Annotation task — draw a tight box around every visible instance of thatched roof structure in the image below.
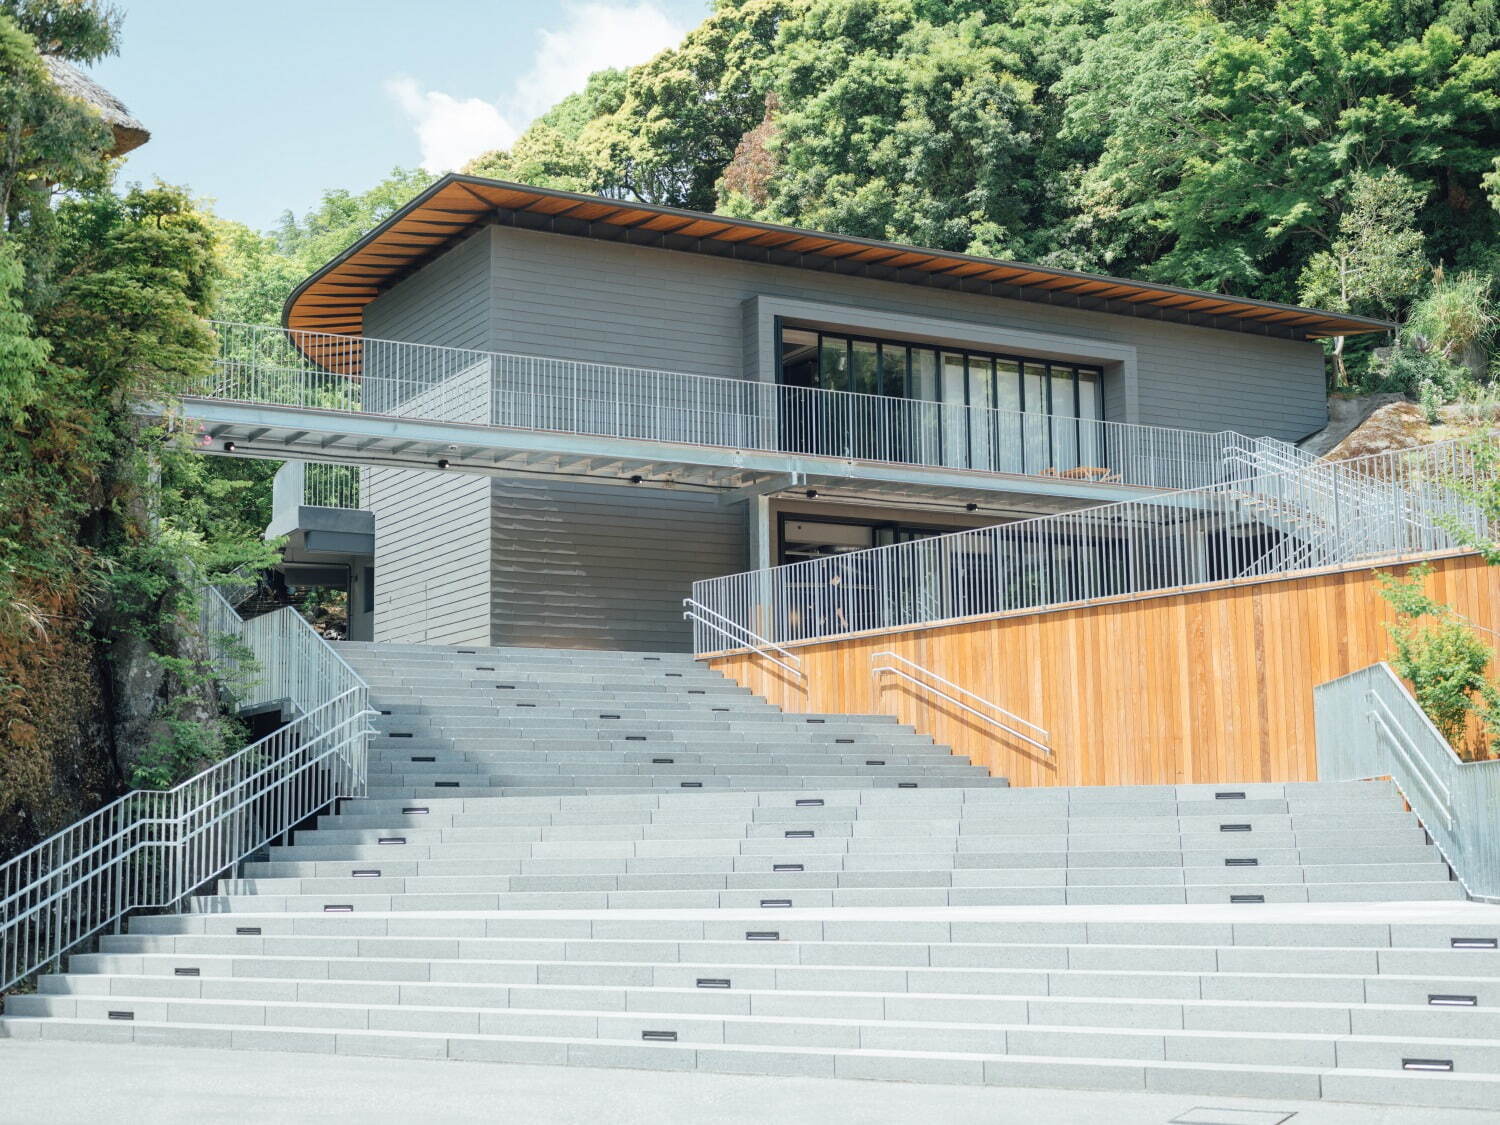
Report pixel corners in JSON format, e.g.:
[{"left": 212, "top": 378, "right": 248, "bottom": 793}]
[{"left": 42, "top": 55, "right": 149, "bottom": 157}]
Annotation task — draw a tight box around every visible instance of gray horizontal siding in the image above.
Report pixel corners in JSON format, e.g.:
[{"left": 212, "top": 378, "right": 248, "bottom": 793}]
[
  {"left": 488, "top": 225, "right": 1327, "bottom": 441},
  {"left": 490, "top": 479, "right": 747, "bottom": 651},
  {"left": 364, "top": 238, "right": 494, "bottom": 646}
]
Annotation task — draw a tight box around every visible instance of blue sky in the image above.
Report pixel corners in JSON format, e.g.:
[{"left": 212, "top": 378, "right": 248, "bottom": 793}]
[{"left": 90, "top": 1, "right": 710, "bottom": 232}]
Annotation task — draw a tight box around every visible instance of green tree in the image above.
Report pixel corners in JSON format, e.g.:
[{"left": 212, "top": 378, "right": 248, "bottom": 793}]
[{"left": 1298, "top": 169, "right": 1428, "bottom": 384}]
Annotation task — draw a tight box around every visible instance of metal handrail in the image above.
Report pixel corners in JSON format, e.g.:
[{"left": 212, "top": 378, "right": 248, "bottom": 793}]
[
  {"left": 202, "top": 320, "right": 1268, "bottom": 493},
  {"left": 1315, "top": 661, "right": 1500, "bottom": 903},
  {"left": 871, "top": 651, "right": 1051, "bottom": 755},
  {"left": 694, "top": 436, "right": 1497, "bottom": 651},
  {"left": 683, "top": 598, "right": 804, "bottom": 679},
  {"left": 0, "top": 586, "right": 373, "bottom": 995}
]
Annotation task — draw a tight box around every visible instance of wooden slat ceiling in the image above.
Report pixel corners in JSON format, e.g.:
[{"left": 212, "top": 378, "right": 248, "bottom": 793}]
[{"left": 283, "top": 174, "right": 1393, "bottom": 373}]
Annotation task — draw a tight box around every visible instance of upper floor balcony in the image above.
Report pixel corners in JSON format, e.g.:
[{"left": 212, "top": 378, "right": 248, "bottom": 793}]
[{"left": 188, "top": 322, "right": 1278, "bottom": 504}]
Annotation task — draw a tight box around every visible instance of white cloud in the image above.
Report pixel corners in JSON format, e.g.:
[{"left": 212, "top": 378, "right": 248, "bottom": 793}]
[
  {"left": 385, "top": 77, "right": 519, "bottom": 175},
  {"left": 386, "top": 2, "right": 686, "bottom": 175}
]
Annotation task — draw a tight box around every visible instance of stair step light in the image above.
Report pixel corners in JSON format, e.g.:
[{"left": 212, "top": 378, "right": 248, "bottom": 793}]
[
  {"left": 1402, "top": 1059, "right": 1454, "bottom": 1072},
  {"left": 107, "top": 1011, "right": 134, "bottom": 1021},
  {"left": 746, "top": 931, "right": 779, "bottom": 941},
  {"left": 760, "top": 899, "right": 792, "bottom": 908},
  {"left": 377, "top": 837, "right": 406, "bottom": 846},
  {"left": 1451, "top": 937, "right": 1498, "bottom": 949},
  {"left": 1428, "top": 995, "right": 1478, "bottom": 1006},
  {"left": 795, "top": 799, "right": 824, "bottom": 807},
  {"left": 785, "top": 830, "right": 814, "bottom": 839},
  {"left": 1220, "top": 824, "right": 1252, "bottom": 832},
  {"left": 173, "top": 968, "right": 200, "bottom": 977},
  {"left": 352, "top": 870, "right": 381, "bottom": 878},
  {"left": 402, "top": 808, "right": 429, "bottom": 814},
  {"left": 641, "top": 1030, "right": 678, "bottom": 1042},
  {"left": 1230, "top": 894, "right": 1265, "bottom": 904},
  {"left": 696, "top": 979, "right": 731, "bottom": 989},
  {"left": 773, "top": 864, "right": 804, "bottom": 872},
  {"left": 1225, "top": 858, "right": 1259, "bottom": 867},
  {"left": 235, "top": 927, "right": 261, "bottom": 936},
  {"left": 1215, "top": 792, "right": 1247, "bottom": 800}
]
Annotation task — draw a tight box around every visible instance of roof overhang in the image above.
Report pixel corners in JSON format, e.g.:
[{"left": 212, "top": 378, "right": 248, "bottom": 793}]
[{"left": 283, "top": 174, "right": 1394, "bottom": 370}]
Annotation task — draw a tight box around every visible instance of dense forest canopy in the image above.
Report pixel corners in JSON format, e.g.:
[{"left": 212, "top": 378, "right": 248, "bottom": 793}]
[
  {"left": 224, "top": 0, "right": 1499, "bottom": 393},
  {"left": 1, "top": 0, "right": 1497, "bottom": 857}
]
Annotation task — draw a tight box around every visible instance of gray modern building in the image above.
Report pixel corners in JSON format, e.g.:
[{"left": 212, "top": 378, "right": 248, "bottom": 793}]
[{"left": 255, "top": 174, "right": 1388, "bottom": 651}]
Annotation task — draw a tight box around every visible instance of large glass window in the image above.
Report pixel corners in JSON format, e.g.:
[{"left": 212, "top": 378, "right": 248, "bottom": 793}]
[{"left": 774, "top": 322, "right": 1107, "bottom": 472}]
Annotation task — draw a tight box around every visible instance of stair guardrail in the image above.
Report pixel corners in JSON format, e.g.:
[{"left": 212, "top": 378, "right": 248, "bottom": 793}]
[
  {"left": 692, "top": 437, "right": 1496, "bottom": 651},
  {"left": 872, "top": 651, "right": 1051, "bottom": 755},
  {"left": 683, "top": 597, "right": 804, "bottom": 679},
  {"left": 0, "top": 586, "right": 374, "bottom": 995},
  {"left": 1315, "top": 662, "right": 1500, "bottom": 903}
]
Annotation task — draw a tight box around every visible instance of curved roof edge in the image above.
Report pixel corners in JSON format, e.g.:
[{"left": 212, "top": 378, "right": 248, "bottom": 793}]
[{"left": 283, "top": 173, "right": 1394, "bottom": 371}]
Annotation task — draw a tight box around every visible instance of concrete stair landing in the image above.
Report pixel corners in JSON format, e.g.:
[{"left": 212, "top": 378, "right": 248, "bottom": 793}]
[{"left": 4, "top": 641, "right": 1496, "bottom": 1111}]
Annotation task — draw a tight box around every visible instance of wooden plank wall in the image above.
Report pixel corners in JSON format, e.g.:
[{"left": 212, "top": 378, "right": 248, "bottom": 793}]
[{"left": 707, "top": 553, "right": 1500, "bottom": 788}]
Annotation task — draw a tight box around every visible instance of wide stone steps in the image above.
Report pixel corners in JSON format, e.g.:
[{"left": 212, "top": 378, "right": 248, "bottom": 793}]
[
  {"left": 6, "top": 640, "right": 1494, "bottom": 1111},
  {"left": 11, "top": 917, "right": 1500, "bottom": 1108}
]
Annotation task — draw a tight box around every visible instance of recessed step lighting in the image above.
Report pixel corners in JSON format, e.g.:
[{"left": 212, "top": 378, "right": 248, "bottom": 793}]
[
  {"left": 1219, "top": 824, "right": 1252, "bottom": 832},
  {"left": 107, "top": 1011, "right": 134, "bottom": 1021},
  {"left": 388, "top": 733, "right": 413, "bottom": 739},
  {"left": 475, "top": 666, "right": 495, "bottom": 671},
  {"left": 795, "top": 799, "right": 824, "bottom": 807},
  {"left": 1215, "top": 791, "right": 1246, "bottom": 800},
  {"left": 652, "top": 758, "right": 674, "bottom": 765},
  {"left": 680, "top": 782, "right": 703, "bottom": 788},
  {"left": 1428, "top": 994, "right": 1477, "bottom": 1006},
  {"left": 352, "top": 870, "right": 381, "bottom": 879},
  {"left": 1230, "top": 894, "right": 1265, "bottom": 904},
  {"left": 434, "top": 782, "right": 459, "bottom": 788},
  {"left": 746, "top": 931, "right": 779, "bottom": 941},
  {"left": 760, "top": 899, "right": 792, "bottom": 908},
  {"left": 378, "top": 837, "right": 406, "bottom": 846},
  {"left": 641, "top": 1030, "right": 678, "bottom": 1042},
  {"left": 1402, "top": 1058, "right": 1454, "bottom": 1072},
  {"left": 403, "top": 807, "right": 429, "bottom": 815},
  {"left": 785, "top": 830, "right": 814, "bottom": 839},
  {"left": 599, "top": 714, "right": 620, "bottom": 720},
  {"left": 773, "top": 864, "right": 804, "bottom": 872},
  {"left": 323, "top": 905, "right": 354, "bottom": 913},
  {"left": 1451, "top": 937, "right": 1497, "bottom": 949},
  {"left": 866, "top": 760, "right": 885, "bottom": 766},
  {"left": 696, "top": 979, "right": 731, "bottom": 989},
  {"left": 173, "top": 968, "right": 200, "bottom": 978},
  {"left": 411, "top": 756, "right": 434, "bottom": 763},
  {"left": 1225, "top": 858, "right": 1259, "bottom": 867},
  {"left": 235, "top": 927, "right": 261, "bottom": 936},
  {"left": 625, "top": 736, "right": 647, "bottom": 741},
  {"left": 835, "top": 738, "right": 854, "bottom": 744},
  {"left": 898, "top": 782, "right": 918, "bottom": 789}
]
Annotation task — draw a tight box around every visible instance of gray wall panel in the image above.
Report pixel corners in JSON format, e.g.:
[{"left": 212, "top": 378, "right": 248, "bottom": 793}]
[
  {"left": 489, "top": 479, "right": 747, "bottom": 651},
  {"left": 488, "top": 225, "right": 1327, "bottom": 439},
  {"left": 364, "top": 237, "right": 494, "bottom": 645}
]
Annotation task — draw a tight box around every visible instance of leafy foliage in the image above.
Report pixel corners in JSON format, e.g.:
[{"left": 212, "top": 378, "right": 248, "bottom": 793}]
[{"left": 1377, "top": 564, "right": 1500, "bottom": 756}]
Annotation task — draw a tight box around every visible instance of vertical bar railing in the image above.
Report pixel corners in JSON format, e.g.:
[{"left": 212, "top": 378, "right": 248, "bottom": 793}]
[
  {"left": 0, "top": 585, "right": 372, "bottom": 996},
  {"left": 202, "top": 321, "right": 1266, "bottom": 493},
  {"left": 691, "top": 437, "right": 1497, "bottom": 650}
]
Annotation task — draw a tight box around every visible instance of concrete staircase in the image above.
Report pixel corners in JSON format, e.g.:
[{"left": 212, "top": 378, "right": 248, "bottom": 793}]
[{"left": 4, "top": 642, "right": 1498, "bottom": 1110}]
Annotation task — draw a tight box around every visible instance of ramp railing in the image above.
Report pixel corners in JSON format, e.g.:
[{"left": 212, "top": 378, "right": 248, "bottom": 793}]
[{"left": 1315, "top": 662, "right": 1500, "bottom": 903}]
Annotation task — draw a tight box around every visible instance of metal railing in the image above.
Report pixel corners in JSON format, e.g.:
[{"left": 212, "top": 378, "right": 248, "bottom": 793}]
[
  {"left": 1315, "top": 662, "right": 1500, "bottom": 902},
  {"left": 872, "top": 652, "right": 1050, "bottom": 755},
  {"left": 270, "top": 461, "right": 363, "bottom": 516},
  {"left": 204, "top": 321, "right": 1266, "bottom": 492},
  {"left": 690, "top": 437, "right": 1498, "bottom": 651},
  {"left": 682, "top": 598, "right": 804, "bottom": 679},
  {"left": 0, "top": 585, "right": 373, "bottom": 995}
]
